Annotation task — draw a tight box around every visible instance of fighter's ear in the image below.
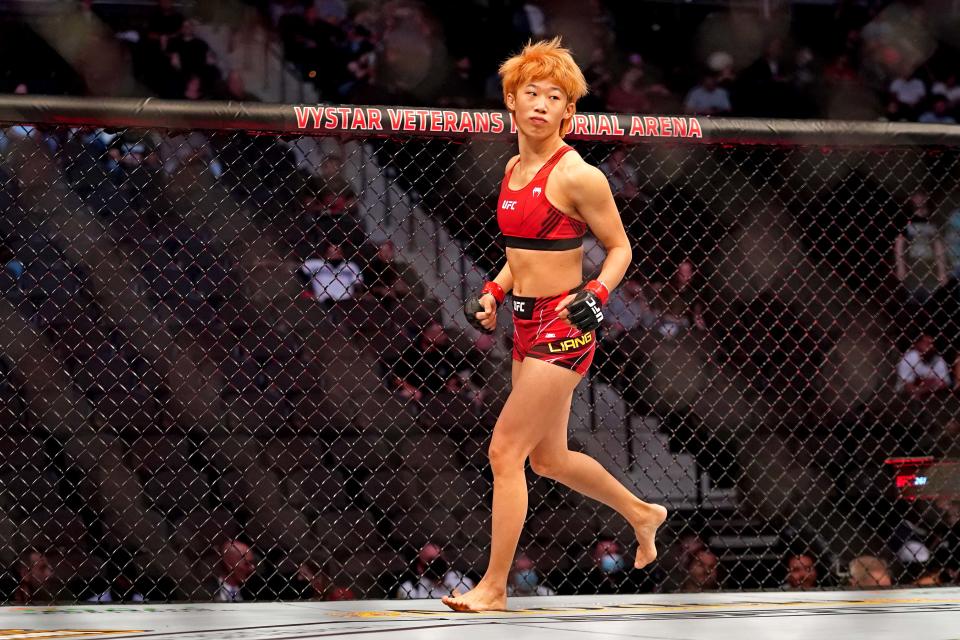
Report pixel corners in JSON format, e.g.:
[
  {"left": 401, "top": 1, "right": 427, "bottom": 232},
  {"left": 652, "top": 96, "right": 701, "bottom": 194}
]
[
  {"left": 560, "top": 101, "right": 576, "bottom": 137},
  {"left": 505, "top": 92, "right": 516, "bottom": 111}
]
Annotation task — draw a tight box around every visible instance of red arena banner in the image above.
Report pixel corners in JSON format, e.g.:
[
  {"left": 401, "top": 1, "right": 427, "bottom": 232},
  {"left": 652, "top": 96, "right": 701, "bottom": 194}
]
[
  {"left": 4, "top": 95, "right": 960, "bottom": 145},
  {"left": 292, "top": 106, "right": 703, "bottom": 140}
]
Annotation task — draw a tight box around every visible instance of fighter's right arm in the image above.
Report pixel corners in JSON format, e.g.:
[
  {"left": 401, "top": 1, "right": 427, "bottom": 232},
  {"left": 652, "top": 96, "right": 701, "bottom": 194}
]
[{"left": 490, "top": 261, "right": 514, "bottom": 296}]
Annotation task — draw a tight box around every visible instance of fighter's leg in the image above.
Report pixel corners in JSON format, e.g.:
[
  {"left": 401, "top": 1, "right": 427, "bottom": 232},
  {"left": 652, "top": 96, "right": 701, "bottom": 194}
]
[
  {"left": 442, "top": 358, "right": 581, "bottom": 612},
  {"left": 526, "top": 360, "right": 667, "bottom": 569}
]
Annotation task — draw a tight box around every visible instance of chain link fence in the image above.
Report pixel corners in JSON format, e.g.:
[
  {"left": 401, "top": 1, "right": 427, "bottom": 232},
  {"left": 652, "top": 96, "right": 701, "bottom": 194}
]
[{"left": 1, "top": 97, "right": 959, "bottom": 603}]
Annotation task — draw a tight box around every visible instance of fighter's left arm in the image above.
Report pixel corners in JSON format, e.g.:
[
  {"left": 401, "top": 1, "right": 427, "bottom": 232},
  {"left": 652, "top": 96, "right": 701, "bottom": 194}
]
[
  {"left": 565, "top": 162, "right": 632, "bottom": 292},
  {"left": 554, "top": 163, "right": 633, "bottom": 318}
]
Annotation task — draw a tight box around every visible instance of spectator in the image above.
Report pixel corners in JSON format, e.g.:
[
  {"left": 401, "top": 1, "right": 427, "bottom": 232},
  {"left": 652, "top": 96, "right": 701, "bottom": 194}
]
[
  {"left": 390, "top": 321, "right": 479, "bottom": 401},
  {"left": 943, "top": 207, "right": 960, "bottom": 278},
  {"left": 315, "top": 0, "right": 348, "bottom": 24},
  {"left": 684, "top": 74, "right": 732, "bottom": 116},
  {"left": 848, "top": 555, "right": 892, "bottom": 588},
  {"left": 145, "top": 0, "right": 185, "bottom": 39},
  {"left": 378, "top": 3, "right": 444, "bottom": 100},
  {"left": 931, "top": 498, "right": 960, "bottom": 581},
  {"left": 913, "top": 567, "right": 944, "bottom": 586},
  {"left": 897, "top": 539, "right": 932, "bottom": 566},
  {"left": 183, "top": 74, "right": 206, "bottom": 101},
  {"left": 283, "top": 559, "right": 356, "bottom": 601},
  {"left": 955, "top": 357, "right": 960, "bottom": 395},
  {"left": 785, "top": 552, "right": 818, "bottom": 589},
  {"left": 580, "top": 46, "right": 614, "bottom": 112},
  {"left": 507, "top": 553, "right": 555, "bottom": 597},
  {"left": 327, "top": 586, "right": 357, "bottom": 600},
  {"left": 599, "top": 147, "right": 640, "bottom": 200},
  {"left": 792, "top": 47, "right": 818, "bottom": 100},
  {"left": 883, "top": 86, "right": 908, "bottom": 120},
  {"left": 280, "top": 5, "right": 345, "bottom": 79},
  {"left": 823, "top": 54, "right": 859, "bottom": 85},
  {"left": 438, "top": 56, "right": 481, "bottom": 109},
  {"left": 212, "top": 540, "right": 257, "bottom": 602},
  {"left": 932, "top": 73, "right": 960, "bottom": 106},
  {"left": 605, "top": 68, "right": 650, "bottom": 115},
  {"left": 896, "top": 334, "right": 952, "bottom": 397},
  {"left": 514, "top": 2, "right": 549, "bottom": 40},
  {"left": 604, "top": 277, "right": 656, "bottom": 336},
  {"left": 649, "top": 258, "right": 706, "bottom": 338},
  {"left": 167, "top": 19, "right": 215, "bottom": 80},
  {"left": 681, "top": 548, "right": 721, "bottom": 592},
  {"left": 918, "top": 97, "right": 956, "bottom": 124},
  {"left": 738, "top": 37, "right": 792, "bottom": 116},
  {"left": 280, "top": 559, "right": 328, "bottom": 600},
  {"left": 567, "top": 538, "right": 652, "bottom": 595},
  {"left": 656, "top": 533, "right": 708, "bottom": 592},
  {"left": 158, "top": 131, "right": 219, "bottom": 175},
  {"left": 317, "top": 153, "right": 353, "bottom": 200},
  {"left": 706, "top": 50, "right": 736, "bottom": 86},
  {"left": 270, "top": 0, "right": 303, "bottom": 28},
  {"left": 84, "top": 566, "right": 146, "bottom": 603},
  {"left": 894, "top": 192, "right": 948, "bottom": 303},
  {"left": 132, "top": 15, "right": 182, "bottom": 98},
  {"left": 301, "top": 158, "right": 364, "bottom": 246},
  {"left": 889, "top": 66, "right": 927, "bottom": 119},
  {"left": 361, "top": 240, "right": 421, "bottom": 303},
  {"left": 219, "top": 70, "right": 259, "bottom": 102},
  {"left": 12, "top": 549, "right": 55, "bottom": 604},
  {"left": 395, "top": 543, "right": 474, "bottom": 599},
  {"left": 593, "top": 539, "right": 627, "bottom": 572},
  {"left": 300, "top": 241, "right": 364, "bottom": 305}
]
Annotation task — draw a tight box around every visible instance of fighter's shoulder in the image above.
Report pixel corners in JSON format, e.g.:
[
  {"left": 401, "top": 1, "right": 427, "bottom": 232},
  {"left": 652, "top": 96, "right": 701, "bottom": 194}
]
[
  {"left": 504, "top": 154, "right": 520, "bottom": 175},
  {"left": 554, "top": 150, "right": 606, "bottom": 188}
]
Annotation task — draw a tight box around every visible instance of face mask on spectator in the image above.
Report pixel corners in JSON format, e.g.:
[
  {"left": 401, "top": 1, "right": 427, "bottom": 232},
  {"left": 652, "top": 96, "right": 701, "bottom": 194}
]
[
  {"left": 600, "top": 553, "right": 626, "bottom": 574},
  {"left": 513, "top": 569, "right": 539, "bottom": 592},
  {"left": 5, "top": 259, "right": 24, "bottom": 279}
]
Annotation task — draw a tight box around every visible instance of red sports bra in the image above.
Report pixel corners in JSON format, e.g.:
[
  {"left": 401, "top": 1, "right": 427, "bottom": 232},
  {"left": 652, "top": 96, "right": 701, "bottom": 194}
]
[{"left": 497, "top": 145, "right": 588, "bottom": 251}]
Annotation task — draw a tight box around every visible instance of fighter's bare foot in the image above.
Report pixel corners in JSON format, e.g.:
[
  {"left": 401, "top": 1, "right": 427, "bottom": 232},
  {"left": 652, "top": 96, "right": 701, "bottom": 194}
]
[
  {"left": 631, "top": 502, "right": 668, "bottom": 569},
  {"left": 441, "top": 583, "right": 507, "bottom": 613}
]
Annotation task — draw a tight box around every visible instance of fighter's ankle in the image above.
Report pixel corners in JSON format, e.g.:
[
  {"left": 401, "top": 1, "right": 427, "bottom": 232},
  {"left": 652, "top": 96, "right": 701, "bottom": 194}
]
[{"left": 476, "top": 580, "right": 507, "bottom": 595}]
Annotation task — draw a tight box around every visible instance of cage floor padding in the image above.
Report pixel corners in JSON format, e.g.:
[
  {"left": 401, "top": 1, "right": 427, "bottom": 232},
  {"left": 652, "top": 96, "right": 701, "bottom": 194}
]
[{"left": 3, "top": 588, "right": 960, "bottom": 639}]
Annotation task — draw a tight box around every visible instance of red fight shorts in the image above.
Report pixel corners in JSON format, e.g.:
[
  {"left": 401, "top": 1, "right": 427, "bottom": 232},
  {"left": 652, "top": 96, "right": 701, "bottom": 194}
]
[{"left": 510, "top": 283, "right": 596, "bottom": 376}]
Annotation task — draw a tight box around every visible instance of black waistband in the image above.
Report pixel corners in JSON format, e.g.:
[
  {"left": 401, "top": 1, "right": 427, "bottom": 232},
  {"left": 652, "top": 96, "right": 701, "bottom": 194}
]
[
  {"left": 503, "top": 235, "right": 583, "bottom": 251},
  {"left": 510, "top": 282, "right": 585, "bottom": 319}
]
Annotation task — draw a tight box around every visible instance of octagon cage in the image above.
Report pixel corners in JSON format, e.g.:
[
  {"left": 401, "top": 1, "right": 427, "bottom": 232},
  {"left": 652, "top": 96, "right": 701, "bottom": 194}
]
[{"left": 0, "top": 96, "right": 959, "bottom": 603}]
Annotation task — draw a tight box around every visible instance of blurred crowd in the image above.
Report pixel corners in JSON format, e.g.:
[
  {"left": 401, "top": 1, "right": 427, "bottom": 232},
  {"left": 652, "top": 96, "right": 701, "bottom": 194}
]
[
  {"left": 8, "top": 511, "right": 960, "bottom": 603},
  {"left": 5, "top": 0, "right": 960, "bottom": 125}
]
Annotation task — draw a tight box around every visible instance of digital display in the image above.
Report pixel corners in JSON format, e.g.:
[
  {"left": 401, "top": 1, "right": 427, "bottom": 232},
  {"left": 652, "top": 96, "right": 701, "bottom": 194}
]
[{"left": 885, "top": 457, "right": 960, "bottom": 500}]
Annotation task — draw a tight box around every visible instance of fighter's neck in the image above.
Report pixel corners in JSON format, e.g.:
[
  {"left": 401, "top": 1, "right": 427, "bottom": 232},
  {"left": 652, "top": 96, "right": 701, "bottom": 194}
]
[{"left": 517, "top": 134, "right": 566, "bottom": 168}]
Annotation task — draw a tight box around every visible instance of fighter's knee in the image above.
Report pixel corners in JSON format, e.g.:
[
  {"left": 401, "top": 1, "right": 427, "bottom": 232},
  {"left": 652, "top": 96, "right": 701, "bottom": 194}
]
[
  {"left": 528, "top": 451, "right": 567, "bottom": 479},
  {"left": 487, "top": 437, "right": 525, "bottom": 475}
]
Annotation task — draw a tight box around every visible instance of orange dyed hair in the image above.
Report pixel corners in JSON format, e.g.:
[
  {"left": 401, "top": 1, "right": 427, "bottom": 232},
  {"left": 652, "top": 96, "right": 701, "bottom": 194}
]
[{"left": 499, "top": 37, "right": 589, "bottom": 137}]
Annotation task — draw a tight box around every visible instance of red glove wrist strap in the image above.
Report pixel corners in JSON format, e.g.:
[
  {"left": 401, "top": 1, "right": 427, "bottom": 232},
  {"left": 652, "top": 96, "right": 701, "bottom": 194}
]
[
  {"left": 482, "top": 281, "right": 506, "bottom": 305},
  {"left": 584, "top": 279, "right": 609, "bottom": 306}
]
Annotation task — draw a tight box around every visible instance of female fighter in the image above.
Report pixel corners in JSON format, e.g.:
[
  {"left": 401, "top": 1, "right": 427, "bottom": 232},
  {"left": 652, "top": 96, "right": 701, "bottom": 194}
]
[{"left": 443, "top": 38, "right": 667, "bottom": 612}]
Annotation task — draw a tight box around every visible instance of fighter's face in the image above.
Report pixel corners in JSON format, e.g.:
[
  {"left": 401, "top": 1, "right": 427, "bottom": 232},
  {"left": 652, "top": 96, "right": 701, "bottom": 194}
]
[{"left": 507, "top": 80, "right": 574, "bottom": 138}]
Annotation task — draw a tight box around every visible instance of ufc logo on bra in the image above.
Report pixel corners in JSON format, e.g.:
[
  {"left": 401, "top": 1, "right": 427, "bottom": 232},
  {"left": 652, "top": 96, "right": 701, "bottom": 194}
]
[{"left": 501, "top": 200, "right": 518, "bottom": 210}]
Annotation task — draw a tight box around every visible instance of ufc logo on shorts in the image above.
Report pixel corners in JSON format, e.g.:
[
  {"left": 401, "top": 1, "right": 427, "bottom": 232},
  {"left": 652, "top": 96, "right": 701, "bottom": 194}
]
[
  {"left": 501, "top": 200, "right": 518, "bottom": 210},
  {"left": 513, "top": 300, "right": 526, "bottom": 313}
]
